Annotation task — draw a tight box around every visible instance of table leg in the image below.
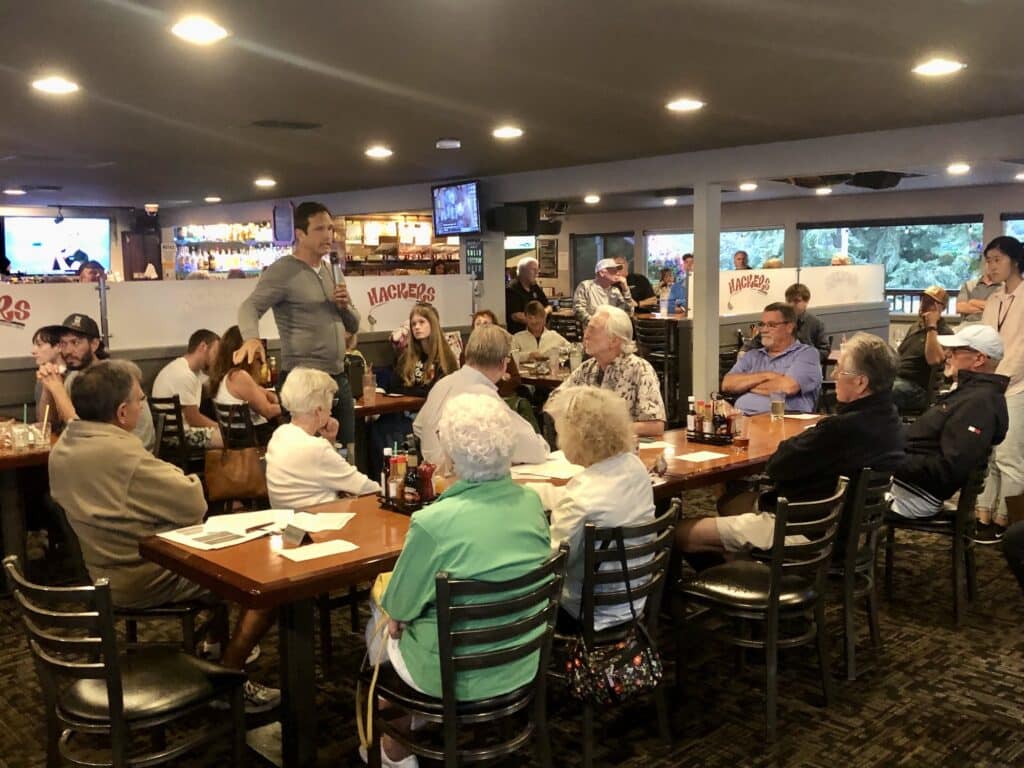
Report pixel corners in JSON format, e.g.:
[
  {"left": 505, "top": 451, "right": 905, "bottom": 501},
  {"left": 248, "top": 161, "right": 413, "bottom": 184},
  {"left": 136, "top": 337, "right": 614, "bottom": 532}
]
[
  {"left": 1, "top": 469, "right": 27, "bottom": 567},
  {"left": 280, "top": 598, "right": 317, "bottom": 768}
]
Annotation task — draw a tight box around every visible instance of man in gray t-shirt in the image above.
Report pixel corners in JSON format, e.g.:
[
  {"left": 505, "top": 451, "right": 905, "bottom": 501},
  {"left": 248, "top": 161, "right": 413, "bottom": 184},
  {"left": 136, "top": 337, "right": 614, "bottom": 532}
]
[
  {"left": 956, "top": 274, "right": 1001, "bottom": 324},
  {"left": 236, "top": 202, "right": 361, "bottom": 447}
]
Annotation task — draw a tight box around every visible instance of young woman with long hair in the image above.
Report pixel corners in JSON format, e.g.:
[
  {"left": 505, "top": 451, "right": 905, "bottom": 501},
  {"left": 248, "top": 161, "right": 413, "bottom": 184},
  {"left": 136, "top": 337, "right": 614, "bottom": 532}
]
[{"left": 394, "top": 304, "right": 459, "bottom": 395}]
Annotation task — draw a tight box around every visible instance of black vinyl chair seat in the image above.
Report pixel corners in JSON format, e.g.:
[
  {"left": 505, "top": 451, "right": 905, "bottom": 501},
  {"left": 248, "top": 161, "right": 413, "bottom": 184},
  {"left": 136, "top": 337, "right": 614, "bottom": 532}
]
[
  {"left": 61, "top": 647, "right": 245, "bottom": 723},
  {"left": 682, "top": 561, "right": 819, "bottom": 611},
  {"left": 368, "top": 663, "right": 535, "bottom": 718}
]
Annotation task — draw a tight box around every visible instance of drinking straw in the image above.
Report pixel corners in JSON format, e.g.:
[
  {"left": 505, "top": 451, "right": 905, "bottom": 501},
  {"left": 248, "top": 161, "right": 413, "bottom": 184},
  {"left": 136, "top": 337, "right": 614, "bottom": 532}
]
[
  {"left": 43, "top": 404, "right": 50, "bottom": 437},
  {"left": 23, "top": 403, "right": 27, "bottom": 424}
]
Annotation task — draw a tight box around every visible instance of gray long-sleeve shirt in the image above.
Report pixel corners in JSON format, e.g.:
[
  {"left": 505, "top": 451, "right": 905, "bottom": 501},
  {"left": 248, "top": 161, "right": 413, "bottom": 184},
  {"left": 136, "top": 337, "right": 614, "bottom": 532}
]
[{"left": 238, "top": 255, "right": 360, "bottom": 375}]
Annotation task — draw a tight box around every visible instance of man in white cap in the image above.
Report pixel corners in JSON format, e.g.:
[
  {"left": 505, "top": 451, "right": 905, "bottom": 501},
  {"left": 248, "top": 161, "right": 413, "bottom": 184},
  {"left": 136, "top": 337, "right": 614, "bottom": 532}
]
[
  {"left": 573, "top": 257, "right": 636, "bottom": 326},
  {"left": 889, "top": 324, "right": 1009, "bottom": 520},
  {"left": 892, "top": 284, "right": 954, "bottom": 413}
]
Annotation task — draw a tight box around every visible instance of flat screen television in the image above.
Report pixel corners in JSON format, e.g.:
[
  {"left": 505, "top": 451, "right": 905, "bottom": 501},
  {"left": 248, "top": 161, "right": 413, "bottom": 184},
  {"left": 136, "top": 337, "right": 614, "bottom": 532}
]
[
  {"left": 431, "top": 180, "right": 481, "bottom": 237},
  {"left": 3, "top": 216, "right": 112, "bottom": 274}
]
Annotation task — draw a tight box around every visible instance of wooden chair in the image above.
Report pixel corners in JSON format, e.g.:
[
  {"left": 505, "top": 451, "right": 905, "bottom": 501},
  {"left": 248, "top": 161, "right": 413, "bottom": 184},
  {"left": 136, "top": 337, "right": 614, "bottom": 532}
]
[
  {"left": 363, "top": 547, "right": 568, "bottom": 768},
  {"left": 635, "top": 318, "right": 679, "bottom": 425},
  {"left": 557, "top": 503, "right": 680, "bottom": 768},
  {"left": 149, "top": 395, "right": 204, "bottom": 472},
  {"left": 213, "top": 403, "right": 257, "bottom": 449},
  {"left": 827, "top": 469, "right": 892, "bottom": 680},
  {"left": 884, "top": 463, "right": 987, "bottom": 627},
  {"left": 4, "top": 555, "right": 246, "bottom": 768},
  {"left": 675, "top": 479, "right": 848, "bottom": 741}
]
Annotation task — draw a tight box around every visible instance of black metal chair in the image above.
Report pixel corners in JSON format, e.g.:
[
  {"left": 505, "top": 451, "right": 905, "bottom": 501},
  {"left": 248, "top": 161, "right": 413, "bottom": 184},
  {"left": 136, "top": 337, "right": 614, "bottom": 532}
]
[
  {"left": 675, "top": 478, "right": 848, "bottom": 742},
  {"left": 557, "top": 503, "right": 680, "bottom": 768},
  {"left": 213, "top": 402, "right": 257, "bottom": 449},
  {"left": 4, "top": 555, "right": 246, "bottom": 768},
  {"left": 363, "top": 547, "right": 568, "bottom": 768},
  {"left": 884, "top": 463, "right": 987, "bottom": 627},
  {"left": 635, "top": 318, "right": 679, "bottom": 425},
  {"left": 149, "top": 395, "right": 204, "bottom": 472},
  {"left": 827, "top": 469, "right": 892, "bottom": 680}
]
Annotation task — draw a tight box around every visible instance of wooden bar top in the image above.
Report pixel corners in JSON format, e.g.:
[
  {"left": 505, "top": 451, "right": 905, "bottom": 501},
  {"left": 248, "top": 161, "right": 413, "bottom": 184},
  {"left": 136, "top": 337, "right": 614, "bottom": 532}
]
[
  {"left": 139, "top": 495, "right": 410, "bottom": 610},
  {"left": 354, "top": 394, "right": 425, "bottom": 417}
]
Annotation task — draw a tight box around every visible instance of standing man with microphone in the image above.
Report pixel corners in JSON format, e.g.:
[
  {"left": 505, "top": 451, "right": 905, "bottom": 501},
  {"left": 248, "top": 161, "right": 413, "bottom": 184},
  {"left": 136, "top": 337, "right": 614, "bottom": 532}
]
[{"left": 236, "top": 201, "right": 361, "bottom": 455}]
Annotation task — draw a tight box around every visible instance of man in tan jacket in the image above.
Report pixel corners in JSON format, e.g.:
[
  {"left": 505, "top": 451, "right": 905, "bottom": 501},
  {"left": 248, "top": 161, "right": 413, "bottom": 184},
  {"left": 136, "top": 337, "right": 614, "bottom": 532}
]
[{"left": 49, "top": 360, "right": 279, "bottom": 712}]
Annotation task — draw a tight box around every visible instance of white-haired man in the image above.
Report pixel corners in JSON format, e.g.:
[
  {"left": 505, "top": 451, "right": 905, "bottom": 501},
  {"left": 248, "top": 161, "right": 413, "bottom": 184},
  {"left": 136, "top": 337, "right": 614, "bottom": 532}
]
[
  {"left": 556, "top": 305, "right": 665, "bottom": 436},
  {"left": 573, "top": 258, "right": 636, "bottom": 326},
  {"left": 413, "top": 324, "right": 550, "bottom": 467},
  {"left": 506, "top": 256, "right": 550, "bottom": 333}
]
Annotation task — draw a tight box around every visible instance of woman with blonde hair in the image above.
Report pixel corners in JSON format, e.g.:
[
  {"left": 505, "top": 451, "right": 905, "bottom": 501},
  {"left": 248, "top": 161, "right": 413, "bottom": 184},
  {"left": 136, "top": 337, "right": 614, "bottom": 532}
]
[
  {"left": 528, "top": 386, "right": 656, "bottom": 631},
  {"left": 393, "top": 304, "right": 459, "bottom": 396}
]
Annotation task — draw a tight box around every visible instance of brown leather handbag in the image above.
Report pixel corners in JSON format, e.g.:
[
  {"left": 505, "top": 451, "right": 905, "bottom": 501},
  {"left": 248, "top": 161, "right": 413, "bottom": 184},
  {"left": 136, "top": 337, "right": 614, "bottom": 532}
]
[{"left": 204, "top": 447, "right": 267, "bottom": 501}]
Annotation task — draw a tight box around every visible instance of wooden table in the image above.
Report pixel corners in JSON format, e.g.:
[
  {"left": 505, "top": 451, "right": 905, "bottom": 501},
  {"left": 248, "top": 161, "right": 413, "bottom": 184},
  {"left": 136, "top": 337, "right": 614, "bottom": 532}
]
[
  {"left": 646, "top": 413, "right": 823, "bottom": 497},
  {"left": 518, "top": 365, "right": 570, "bottom": 389},
  {"left": 140, "top": 495, "right": 410, "bottom": 768},
  {"left": 1, "top": 441, "right": 53, "bottom": 567},
  {"left": 354, "top": 393, "right": 424, "bottom": 418}
]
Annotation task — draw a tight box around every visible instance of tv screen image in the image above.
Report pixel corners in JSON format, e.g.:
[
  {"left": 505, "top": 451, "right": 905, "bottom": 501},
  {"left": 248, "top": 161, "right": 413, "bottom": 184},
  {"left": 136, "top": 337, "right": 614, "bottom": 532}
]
[
  {"left": 432, "top": 181, "right": 481, "bottom": 236},
  {"left": 3, "top": 216, "right": 112, "bottom": 275}
]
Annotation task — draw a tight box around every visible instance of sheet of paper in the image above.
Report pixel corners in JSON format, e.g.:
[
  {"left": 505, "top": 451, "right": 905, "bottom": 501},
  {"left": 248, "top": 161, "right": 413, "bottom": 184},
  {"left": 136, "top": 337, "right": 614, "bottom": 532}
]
[
  {"left": 511, "top": 450, "right": 585, "bottom": 481},
  {"left": 158, "top": 524, "right": 268, "bottom": 551},
  {"left": 292, "top": 512, "right": 356, "bottom": 533},
  {"left": 784, "top": 414, "right": 820, "bottom": 420},
  {"left": 675, "top": 450, "right": 729, "bottom": 462},
  {"left": 278, "top": 539, "right": 360, "bottom": 562},
  {"left": 638, "top": 440, "right": 674, "bottom": 449},
  {"left": 203, "top": 509, "right": 294, "bottom": 535}
]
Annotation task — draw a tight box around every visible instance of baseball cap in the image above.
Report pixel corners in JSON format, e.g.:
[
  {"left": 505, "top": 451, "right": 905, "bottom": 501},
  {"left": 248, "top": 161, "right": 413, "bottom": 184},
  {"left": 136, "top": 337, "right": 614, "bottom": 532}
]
[
  {"left": 937, "top": 324, "right": 1004, "bottom": 360},
  {"left": 60, "top": 313, "right": 101, "bottom": 339},
  {"left": 922, "top": 285, "right": 949, "bottom": 305},
  {"left": 595, "top": 258, "right": 622, "bottom": 273}
]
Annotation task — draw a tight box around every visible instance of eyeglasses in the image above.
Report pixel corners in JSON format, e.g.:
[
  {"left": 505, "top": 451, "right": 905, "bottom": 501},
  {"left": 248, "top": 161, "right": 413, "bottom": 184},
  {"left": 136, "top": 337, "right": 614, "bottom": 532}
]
[
  {"left": 833, "top": 368, "right": 864, "bottom": 378},
  {"left": 755, "top": 321, "right": 791, "bottom": 329}
]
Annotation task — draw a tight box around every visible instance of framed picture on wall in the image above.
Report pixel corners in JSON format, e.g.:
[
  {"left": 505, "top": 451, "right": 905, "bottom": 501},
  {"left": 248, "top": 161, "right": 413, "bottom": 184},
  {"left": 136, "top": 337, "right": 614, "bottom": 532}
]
[{"left": 538, "top": 237, "right": 558, "bottom": 278}]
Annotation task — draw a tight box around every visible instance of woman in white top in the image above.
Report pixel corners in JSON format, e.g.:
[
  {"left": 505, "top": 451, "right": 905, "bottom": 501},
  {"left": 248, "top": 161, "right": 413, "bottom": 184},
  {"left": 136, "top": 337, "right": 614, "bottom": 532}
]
[
  {"left": 977, "top": 236, "right": 1024, "bottom": 539},
  {"left": 528, "top": 386, "right": 655, "bottom": 632},
  {"left": 266, "top": 367, "right": 380, "bottom": 509},
  {"left": 210, "top": 326, "right": 282, "bottom": 443},
  {"left": 510, "top": 300, "right": 569, "bottom": 361}
]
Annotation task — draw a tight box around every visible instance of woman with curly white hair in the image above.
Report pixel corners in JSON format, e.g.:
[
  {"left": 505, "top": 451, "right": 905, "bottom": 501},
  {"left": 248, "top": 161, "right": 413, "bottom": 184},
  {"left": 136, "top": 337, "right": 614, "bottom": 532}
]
[
  {"left": 528, "top": 385, "right": 656, "bottom": 632},
  {"left": 265, "top": 367, "right": 379, "bottom": 509},
  {"left": 368, "top": 392, "right": 550, "bottom": 768}
]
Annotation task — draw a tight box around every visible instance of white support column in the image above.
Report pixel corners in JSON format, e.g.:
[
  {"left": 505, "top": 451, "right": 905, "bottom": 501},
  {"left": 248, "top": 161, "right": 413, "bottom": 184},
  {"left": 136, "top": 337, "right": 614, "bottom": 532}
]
[
  {"left": 692, "top": 183, "right": 722, "bottom": 399},
  {"left": 783, "top": 220, "right": 800, "bottom": 268}
]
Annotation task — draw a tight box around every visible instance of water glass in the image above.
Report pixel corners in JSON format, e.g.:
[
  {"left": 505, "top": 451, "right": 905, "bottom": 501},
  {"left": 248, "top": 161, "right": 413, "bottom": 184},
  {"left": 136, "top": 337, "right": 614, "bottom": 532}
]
[
  {"left": 769, "top": 391, "right": 786, "bottom": 422},
  {"left": 362, "top": 371, "right": 377, "bottom": 406},
  {"left": 11, "top": 424, "right": 29, "bottom": 451}
]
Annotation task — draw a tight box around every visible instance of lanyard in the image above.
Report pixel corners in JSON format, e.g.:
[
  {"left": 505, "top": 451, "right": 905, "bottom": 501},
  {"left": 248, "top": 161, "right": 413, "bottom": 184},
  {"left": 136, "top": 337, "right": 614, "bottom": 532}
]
[{"left": 998, "top": 295, "right": 1016, "bottom": 332}]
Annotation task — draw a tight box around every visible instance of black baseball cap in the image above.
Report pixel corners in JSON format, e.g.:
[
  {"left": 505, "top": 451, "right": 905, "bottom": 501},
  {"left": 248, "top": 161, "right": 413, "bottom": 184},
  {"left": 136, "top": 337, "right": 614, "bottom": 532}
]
[{"left": 60, "top": 313, "right": 101, "bottom": 338}]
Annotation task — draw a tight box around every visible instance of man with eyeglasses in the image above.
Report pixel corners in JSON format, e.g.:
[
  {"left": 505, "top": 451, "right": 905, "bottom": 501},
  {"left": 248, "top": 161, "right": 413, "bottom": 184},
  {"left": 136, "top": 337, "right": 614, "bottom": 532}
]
[
  {"left": 722, "top": 302, "right": 822, "bottom": 415},
  {"left": 889, "top": 324, "right": 1008, "bottom": 523}
]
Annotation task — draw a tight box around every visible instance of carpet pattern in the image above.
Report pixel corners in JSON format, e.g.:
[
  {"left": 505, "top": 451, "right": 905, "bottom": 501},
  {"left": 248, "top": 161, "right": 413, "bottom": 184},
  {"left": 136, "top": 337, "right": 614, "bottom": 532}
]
[{"left": 2, "top": 489, "right": 1024, "bottom": 768}]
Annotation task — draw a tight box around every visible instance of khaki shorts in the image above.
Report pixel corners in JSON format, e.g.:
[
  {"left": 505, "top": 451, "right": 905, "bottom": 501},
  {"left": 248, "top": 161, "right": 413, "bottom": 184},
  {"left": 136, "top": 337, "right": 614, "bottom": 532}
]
[{"left": 715, "top": 511, "right": 778, "bottom": 552}]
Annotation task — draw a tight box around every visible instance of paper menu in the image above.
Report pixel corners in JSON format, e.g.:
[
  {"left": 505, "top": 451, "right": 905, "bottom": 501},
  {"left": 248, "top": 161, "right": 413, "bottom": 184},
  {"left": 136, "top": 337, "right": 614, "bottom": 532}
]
[
  {"left": 291, "top": 512, "right": 355, "bottom": 533},
  {"left": 203, "top": 509, "right": 294, "bottom": 535},
  {"left": 510, "top": 450, "right": 584, "bottom": 481},
  {"left": 278, "top": 539, "right": 360, "bottom": 562},
  {"left": 158, "top": 525, "right": 268, "bottom": 551},
  {"left": 675, "top": 450, "right": 729, "bottom": 462}
]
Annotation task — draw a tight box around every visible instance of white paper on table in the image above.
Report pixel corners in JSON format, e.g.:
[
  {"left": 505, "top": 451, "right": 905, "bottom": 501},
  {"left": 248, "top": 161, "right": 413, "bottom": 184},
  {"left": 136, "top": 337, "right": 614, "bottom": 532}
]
[
  {"left": 675, "top": 450, "right": 729, "bottom": 462},
  {"left": 292, "top": 512, "right": 356, "bottom": 533},
  {"left": 158, "top": 525, "right": 269, "bottom": 551},
  {"left": 638, "top": 440, "right": 674, "bottom": 449},
  {"left": 203, "top": 509, "right": 294, "bottom": 535},
  {"left": 784, "top": 414, "right": 820, "bottom": 420},
  {"left": 278, "top": 539, "right": 360, "bottom": 562}
]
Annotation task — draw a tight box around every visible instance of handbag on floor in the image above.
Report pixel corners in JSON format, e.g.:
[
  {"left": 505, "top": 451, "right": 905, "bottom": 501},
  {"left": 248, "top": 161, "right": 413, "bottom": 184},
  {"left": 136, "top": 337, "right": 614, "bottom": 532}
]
[
  {"left": 565, "top": 529, "right": 664, "bottom": 705},
  {"left": 204, "top": 446, "right": 267, "bottom": 501}
]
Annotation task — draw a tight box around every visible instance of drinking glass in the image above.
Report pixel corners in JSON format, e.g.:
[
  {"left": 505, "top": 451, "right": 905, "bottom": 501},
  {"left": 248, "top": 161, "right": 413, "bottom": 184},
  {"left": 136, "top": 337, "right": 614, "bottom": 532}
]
[
  {"left": 769, "top": 391, "right": 786, "bottom": 422},
  {"left": 11, "top": 424, "right": 29, "bottom": 451},
  {"left": 362, "top": 371, "right": 377, "bottom": 406},
  {"left": 732, "top": 413, "right": 749, "bottom": 451}
]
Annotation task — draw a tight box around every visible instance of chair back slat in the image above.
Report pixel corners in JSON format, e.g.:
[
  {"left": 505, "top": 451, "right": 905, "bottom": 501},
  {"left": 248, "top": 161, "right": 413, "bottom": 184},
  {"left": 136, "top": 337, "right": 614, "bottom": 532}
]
[
  {"left": 149, "top": 395, "right": 188, "bottom": 467},
  {"left": 435, "top": 547, "right": 568, "bottom": 717},
  {"left": 215, "top": 403, "right": 257, "bottom": 449},
  {"left": 580, "top": 501, "right": 680, "bottom": 646},
  {"left": 548, "top": 315, "right": 582, "bottom": 343},
  {"left": 955, "top": 463, "right": 988, "bottom": 539},
  {"left": 841, "top": 469, "right": 893, "bottom": 573}
]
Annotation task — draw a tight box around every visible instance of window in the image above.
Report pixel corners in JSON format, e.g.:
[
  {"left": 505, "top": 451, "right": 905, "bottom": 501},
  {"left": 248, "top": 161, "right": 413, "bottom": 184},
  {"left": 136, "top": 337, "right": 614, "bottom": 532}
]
[
  {"left": 643, "top": 228, "right": 785, "bottom": 281},
  {"left": 570, "top": 232, "right": 634, "bottom": 290},
  {"left": 1003, "top": 216, "right": 1024, "bottom": 241},
  {"left": 645, "top": 232, "right": 693, "bottom": 283},
  {"left": 799, "top": 217, "right": 983, "bottom": 290}
]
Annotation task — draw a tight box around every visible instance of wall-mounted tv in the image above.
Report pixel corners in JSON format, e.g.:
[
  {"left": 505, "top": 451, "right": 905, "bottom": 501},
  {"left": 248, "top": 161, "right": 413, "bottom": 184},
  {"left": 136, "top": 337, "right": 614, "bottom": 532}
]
[
  {"left": 431, "top": 180, "right": 481, "bottom": 237},
  {"left": 3, "top": 216, "right": 112, "bottom": 274}
]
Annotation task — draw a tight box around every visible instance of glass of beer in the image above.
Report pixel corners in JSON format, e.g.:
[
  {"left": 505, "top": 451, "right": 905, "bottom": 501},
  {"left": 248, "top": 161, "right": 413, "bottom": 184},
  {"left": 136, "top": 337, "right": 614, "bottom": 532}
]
[
  {"left": 732, "top": 413, "right": 749, "bottom": 451},
  {"left": 769, "top": 391, "right": 786, "bottom": 422}
]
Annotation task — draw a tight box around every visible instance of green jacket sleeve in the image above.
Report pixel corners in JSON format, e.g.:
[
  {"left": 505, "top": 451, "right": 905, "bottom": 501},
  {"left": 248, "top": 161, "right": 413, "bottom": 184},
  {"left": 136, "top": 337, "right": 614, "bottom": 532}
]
[{"left": 381, "top": 519, "right": 441, "bottom": 622}]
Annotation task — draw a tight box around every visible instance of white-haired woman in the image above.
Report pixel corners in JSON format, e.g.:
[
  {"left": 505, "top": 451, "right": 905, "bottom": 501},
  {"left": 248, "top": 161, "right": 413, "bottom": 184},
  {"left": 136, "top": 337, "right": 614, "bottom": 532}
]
[
  {"left": 368, "top": 392, "right": 550, "bottom": 768},
  {"left": 265, "top": 367, "right": 379, "bottom": 509},
  {"left": 528, "top": 386, "right": 656, "bottom": 632},
  {"left": 557, "top": 304, "right": 666, "bottom": 436}
]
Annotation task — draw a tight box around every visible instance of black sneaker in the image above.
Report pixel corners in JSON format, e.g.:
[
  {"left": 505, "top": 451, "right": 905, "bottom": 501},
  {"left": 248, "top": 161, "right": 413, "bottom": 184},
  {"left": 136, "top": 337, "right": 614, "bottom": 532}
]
[{"left": 974, "top": 522, "right": 1005, "bottom": 545}]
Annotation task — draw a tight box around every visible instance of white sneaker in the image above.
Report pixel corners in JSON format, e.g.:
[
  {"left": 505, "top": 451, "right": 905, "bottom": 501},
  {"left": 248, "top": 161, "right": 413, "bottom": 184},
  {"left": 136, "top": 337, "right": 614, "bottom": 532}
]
[
  {"left": 358, "top": 744, "right": 419, "bottom": 768},
  {"left": 241, "top": 680, "right": 280, "bottom": 714}
]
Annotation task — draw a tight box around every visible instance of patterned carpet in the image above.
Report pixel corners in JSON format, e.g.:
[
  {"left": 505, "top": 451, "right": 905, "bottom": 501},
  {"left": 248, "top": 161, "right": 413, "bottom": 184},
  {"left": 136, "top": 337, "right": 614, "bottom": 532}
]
[{"left": 3, "top": 489, "right": 1024, "bottom": 768}]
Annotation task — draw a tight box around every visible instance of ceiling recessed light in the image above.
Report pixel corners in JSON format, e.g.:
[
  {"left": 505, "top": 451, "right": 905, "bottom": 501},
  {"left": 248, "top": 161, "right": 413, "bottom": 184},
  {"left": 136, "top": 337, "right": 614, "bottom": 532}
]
[
  {"left": 435, "top": 138, "right": 461, "bottom": 150},
  {"left": 1015, "top": 172, "right": 1024, "bottom": 182},
  {"left": 31, "top": 75, "right": 79, "bottom": 95},
  {"left": 662, "top": 197, "right": 678, "bottom": 206},
  {"left": 204, "top": 196, "right": 222, "bottom": 203},
  {"left": 254, "top": 177, "right": 276, "bottom": 188},
  {"left": 665, "top": 97, "right": 705, "bottom": 112},
  {"left": 947, "top": 161, "right": 971, "bottom": 175},
  {"left": 492, "top": 125, "right": 524, "bottom": 140},
  {"left": 171, "top": 15, "right": 229, "bottom": 45},
  {"left": 365, "top": 145, "right": 393, "bottom": 159},
  {"left": 815, "top": 186, "right": 833, "bottom": 196},
  {"left": 3, "top": 188, "right": 27, "bottom": 196},
  {"left": 739, "top": 182, "right": 758, "bottom": 192},
  {"left": 913, "top": 57, "right": 966, "bottom": 77},
  {"left": 584, "top": 194, "right": 601, "bottom": 205}
]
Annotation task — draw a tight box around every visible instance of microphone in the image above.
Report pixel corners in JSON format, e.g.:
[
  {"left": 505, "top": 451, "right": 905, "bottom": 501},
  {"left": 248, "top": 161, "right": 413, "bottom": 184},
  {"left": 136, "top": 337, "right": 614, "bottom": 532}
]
[{"left": 329, "top": 251, "right": 345, "bottom": 287}]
